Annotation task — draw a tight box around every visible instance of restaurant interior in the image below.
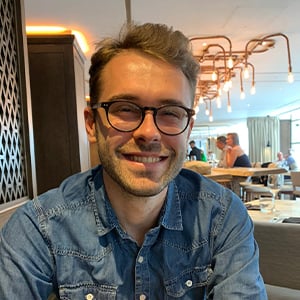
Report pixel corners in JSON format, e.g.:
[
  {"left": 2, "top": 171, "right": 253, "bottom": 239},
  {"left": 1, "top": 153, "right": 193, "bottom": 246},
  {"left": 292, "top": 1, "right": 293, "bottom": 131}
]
[{"left": 1, "top": 0, "right": 300, "bottom": 298}]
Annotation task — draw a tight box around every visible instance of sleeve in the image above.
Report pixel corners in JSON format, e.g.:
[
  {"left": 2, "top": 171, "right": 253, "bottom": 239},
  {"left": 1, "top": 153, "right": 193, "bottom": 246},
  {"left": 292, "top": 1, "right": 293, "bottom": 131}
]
[
  {"left": 0, "top": 202, "right": 55, "bottom": 300},
  {"left": 206, "top": 192, "right": 267, "bottom": 299}
]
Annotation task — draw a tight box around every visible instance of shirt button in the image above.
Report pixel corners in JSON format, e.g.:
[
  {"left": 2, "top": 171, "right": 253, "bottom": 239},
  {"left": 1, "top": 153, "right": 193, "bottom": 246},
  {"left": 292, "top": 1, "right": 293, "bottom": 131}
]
[
  {"left": 139, "top": 294, "right": 146, "bottom": 300},
  {"left": 138, "top": 256, "right": 144, "bottom": 263},
  {"left": 85, "top": 294, "right": 94, "bottom": 300},
  {"left": 185, "top": 279, "right": 193, "bottom": 287}
]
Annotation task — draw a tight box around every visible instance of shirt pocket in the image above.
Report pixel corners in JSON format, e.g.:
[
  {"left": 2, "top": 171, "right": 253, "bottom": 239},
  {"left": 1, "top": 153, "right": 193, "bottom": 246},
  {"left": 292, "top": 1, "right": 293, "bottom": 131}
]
[
  {"left": 59, "top": 283, "right": 117, "bottom": 300},
  {"left": 164, "top": 265, "right": 212, "bottom": 298}
]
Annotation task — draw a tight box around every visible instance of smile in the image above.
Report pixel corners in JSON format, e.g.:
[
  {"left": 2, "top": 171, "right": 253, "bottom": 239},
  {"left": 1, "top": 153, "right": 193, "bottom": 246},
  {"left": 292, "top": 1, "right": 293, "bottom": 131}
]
[{"left": 128, "top": 155, "right": 163, "bottom": 163}]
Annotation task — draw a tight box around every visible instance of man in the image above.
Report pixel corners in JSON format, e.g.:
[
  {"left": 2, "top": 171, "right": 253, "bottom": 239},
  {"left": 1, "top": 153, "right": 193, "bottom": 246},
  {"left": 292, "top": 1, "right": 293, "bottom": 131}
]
[
  {"left": 285, "top": 148, "right": 298, "bottom": 170},
  {"left": 189, "top": 140, "right": 207, "bottom": 161},
  {"left": 216, "top": 135, "right": 227, "bottom": 167},
  {"left": 189, "top": 140, "right": 201, "bottom": 160},
  {"left": 0, "top": 23, "right": 266, "bottom": 299}
]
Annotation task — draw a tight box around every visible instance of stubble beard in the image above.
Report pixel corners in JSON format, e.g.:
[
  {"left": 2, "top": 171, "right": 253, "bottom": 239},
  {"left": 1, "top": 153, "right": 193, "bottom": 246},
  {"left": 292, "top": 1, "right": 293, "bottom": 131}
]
[{"left": 98, "top": 143, "right": 186, "bottom": 198}]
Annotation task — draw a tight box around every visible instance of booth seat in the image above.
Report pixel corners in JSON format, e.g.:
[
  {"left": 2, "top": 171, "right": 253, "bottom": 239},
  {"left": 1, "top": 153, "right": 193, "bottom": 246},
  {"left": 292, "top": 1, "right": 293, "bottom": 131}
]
[{"left": 254, "top": 221, "right": 300, "bottom": 299}]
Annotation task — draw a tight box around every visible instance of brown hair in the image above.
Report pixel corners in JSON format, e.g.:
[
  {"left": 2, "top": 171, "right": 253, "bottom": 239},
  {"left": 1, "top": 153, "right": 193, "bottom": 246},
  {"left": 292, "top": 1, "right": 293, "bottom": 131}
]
[
  {"left": 217, "top": 136, "right": 226, "bottom": 144},
  {"left": 227, "top": 132, "right": 240, "bottom": 146},
  {"left": 89, "top": 22, "right": 200, "bottom": 107}
]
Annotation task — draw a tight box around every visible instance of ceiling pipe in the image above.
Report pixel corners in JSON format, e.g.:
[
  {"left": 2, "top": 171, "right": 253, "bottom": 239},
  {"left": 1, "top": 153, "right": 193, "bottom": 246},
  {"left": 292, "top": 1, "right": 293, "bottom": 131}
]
[{"left": 124, "top": 0, "right": 132, "bottom": 24}]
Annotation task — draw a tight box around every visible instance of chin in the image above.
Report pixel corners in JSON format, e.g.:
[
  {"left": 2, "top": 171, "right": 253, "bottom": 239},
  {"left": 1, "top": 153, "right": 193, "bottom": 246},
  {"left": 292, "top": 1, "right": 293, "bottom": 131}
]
[{"left": 126, "top": 187, "right": 166, "bottom": 198}]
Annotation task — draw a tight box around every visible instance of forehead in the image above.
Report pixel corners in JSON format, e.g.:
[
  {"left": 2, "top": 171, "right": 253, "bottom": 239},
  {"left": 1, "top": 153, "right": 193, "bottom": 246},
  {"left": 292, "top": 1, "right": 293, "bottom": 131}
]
[{"left": 100, "top": 51, "right": 192, "bottom": 106}]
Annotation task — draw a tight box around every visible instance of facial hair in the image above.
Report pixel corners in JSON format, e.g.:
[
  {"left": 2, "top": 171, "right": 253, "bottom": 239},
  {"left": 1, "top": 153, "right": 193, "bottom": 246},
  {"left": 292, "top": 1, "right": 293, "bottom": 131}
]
[{"left": 97, "top": 138, "right": 186, "bottom": 197}]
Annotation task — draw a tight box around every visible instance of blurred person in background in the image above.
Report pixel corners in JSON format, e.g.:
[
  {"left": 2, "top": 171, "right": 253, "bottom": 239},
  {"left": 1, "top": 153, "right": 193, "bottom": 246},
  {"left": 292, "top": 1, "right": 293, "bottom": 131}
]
[
  {"left": 226, "top": 132, "right": 251, "bottom": 168},
  {"left": 285, "top": 148, "right": 298, "bottom": 170},
  {"left": 216, "top": 135, "right": 227, "bottom": 167}
]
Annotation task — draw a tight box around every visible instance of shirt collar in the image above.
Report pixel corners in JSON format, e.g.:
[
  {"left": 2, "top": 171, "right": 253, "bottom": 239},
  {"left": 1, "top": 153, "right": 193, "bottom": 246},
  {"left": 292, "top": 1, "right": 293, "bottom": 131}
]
[
  {"left": 89, "top": 166, "right": 183, "bottom": 236},
  {"left": 160, "top": 180, "right": 183, "bottom": 231}
]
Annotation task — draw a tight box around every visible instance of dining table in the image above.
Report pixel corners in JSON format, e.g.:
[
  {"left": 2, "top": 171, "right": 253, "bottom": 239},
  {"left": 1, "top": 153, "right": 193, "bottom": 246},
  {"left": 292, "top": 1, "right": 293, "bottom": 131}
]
[
  {"left": 209, "top": 167, "right": 288, "bottom": 197},
  {"left": 246, "top": 199, "right": 300, "bottom": 223}
]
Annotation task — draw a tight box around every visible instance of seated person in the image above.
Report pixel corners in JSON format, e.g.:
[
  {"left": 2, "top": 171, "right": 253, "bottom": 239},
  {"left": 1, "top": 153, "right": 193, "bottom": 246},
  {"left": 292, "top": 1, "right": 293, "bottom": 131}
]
[
  {"left": 285, "top": 148, "right": 298, "bottom": 170},
  {"left": 226, "top": 133, "right": 251, "bottom": 168},
  {"left": 189, "top": 140, "right": 207, "bottom": 162},
  {"left": 216, "top": 135, "right": 227, "bottom": 167},
  {"left": 274, "top": 151, "right": 288, "bottom": 169}
]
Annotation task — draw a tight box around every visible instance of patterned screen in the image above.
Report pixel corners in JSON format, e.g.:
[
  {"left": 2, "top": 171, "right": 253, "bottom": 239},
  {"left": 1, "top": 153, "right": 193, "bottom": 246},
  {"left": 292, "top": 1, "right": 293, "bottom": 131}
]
[{"left": 0, "top": 0, "right": 28, "bottom": 204}]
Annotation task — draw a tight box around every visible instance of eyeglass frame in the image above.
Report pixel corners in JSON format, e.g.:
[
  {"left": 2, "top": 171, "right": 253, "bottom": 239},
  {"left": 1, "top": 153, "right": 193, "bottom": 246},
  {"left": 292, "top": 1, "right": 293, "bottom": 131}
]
[{"left": 91, "top": 100, "right": 195, "bottom": 136}]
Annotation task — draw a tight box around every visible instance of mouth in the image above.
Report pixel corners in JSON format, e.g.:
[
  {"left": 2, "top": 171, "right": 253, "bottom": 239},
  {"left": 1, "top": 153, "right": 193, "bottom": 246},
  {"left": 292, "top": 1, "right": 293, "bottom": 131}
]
[{"left": 124, "top": 155, "right": 166, "bottom": 163}]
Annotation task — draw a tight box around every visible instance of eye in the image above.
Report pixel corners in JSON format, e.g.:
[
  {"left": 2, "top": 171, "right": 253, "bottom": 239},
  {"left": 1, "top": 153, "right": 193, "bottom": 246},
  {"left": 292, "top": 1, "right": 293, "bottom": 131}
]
[
  {"left": 110, "top": 102, "right": 140, "bottom": 114},
  {"left": 158, "top": 106, "right": 186, "bottom": 120}
]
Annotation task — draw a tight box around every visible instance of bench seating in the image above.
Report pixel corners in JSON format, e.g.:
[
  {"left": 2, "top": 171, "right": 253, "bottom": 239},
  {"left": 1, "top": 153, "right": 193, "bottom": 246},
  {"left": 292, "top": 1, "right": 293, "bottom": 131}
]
[{"left": 254, "top": 221, "right": 300, "bottom": 299}]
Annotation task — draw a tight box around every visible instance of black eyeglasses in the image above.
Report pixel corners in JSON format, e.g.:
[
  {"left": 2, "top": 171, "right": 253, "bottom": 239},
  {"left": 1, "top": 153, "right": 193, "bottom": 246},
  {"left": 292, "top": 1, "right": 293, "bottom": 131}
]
[{"left": 92, "top": 100, "right": 195, "bottom": 136}]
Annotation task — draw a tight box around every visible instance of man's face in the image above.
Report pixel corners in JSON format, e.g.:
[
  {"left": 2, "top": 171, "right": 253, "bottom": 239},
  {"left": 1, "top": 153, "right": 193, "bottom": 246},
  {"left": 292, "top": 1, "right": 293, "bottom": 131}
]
[
  {"left": 93, "top": 51, "right": 194, "bottom": 197},
  {"left": 216, "top": 141, "right": 224, "bottom": 150}
]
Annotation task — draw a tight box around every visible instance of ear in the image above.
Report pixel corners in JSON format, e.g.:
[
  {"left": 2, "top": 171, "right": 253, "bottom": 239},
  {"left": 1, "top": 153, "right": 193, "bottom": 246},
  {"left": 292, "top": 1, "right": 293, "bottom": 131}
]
[{"left": 84, "top": 107, "right": 97, "bottom": 143}]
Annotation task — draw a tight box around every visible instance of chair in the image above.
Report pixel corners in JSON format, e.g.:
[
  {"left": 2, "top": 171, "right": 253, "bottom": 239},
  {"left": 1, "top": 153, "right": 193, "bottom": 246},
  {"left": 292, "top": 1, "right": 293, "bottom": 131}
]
[
  {"left": 290, "top": 171, "right": 300, "bottom": 199},
  {"left": 278, "top": 184, "right": 294, "bottom": 200},
  {"left": 240, "top": 162, "right": 273, "bottom": 202},
  {"left": 243, "top": 185, "right": 273, "bottom": 202},
  {"left": 254, "top": 222, "right": 300, "bottom": 299}
]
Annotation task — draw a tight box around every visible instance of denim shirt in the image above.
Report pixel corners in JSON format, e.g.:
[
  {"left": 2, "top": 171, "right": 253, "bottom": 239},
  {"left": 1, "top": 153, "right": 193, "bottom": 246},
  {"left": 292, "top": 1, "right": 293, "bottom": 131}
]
[{"left": 0, "top": 166, "right": 267, "bottom": 299}]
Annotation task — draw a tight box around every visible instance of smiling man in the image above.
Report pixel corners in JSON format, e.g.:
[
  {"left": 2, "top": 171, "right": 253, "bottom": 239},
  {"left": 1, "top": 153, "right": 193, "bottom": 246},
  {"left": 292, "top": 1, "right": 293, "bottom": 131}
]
[{"left": 0, "top": 23, "right": 267, "bottom": 299}]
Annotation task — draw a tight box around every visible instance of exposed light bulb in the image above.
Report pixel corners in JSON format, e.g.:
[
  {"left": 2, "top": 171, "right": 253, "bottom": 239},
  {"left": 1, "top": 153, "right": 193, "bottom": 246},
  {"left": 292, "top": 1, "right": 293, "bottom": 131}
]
[
  {"left": 288, "top": 72, "right": 294, "bottom": 83},
  {"left": 209, "top": 115, "right": 213, "bottom": 122},
  {"left": 211, "top": 71, "right": 217, "bottom": 81},
  {"left": 227, "top": 105, "right": 232, "bottom": 113},
  {"left": 243, "top": 66, "right": 250, "bottom": 79},
  {"left": 250, "top": 85, "right": 256, "bottom": 95},
  {"left": 227, "top": 57, "right": 233, "bottom": 69},
  {"left": 218, "top": 87, "right": 222, "bottom": 96},
  {"left": 216, "top": 96, "right": 221, "bottom": 108},
  {"left": 223, "top": 81, "right": 230, "bottom": 92},
  {"left": 240, "top": 90, "right": 246, "bottom": 99},
  {"left": 205, "top": 107, "right": 209, "bottom": 115}
]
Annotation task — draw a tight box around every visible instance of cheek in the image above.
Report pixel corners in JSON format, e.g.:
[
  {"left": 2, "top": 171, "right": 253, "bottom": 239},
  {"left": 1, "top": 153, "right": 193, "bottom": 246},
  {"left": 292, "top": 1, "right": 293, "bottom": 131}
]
[
  {"left": 166, "top": 134, "right": 189, "bottom": 153},
  {"left": 97, "top": 122, "right": 132, "bottom": 152}
]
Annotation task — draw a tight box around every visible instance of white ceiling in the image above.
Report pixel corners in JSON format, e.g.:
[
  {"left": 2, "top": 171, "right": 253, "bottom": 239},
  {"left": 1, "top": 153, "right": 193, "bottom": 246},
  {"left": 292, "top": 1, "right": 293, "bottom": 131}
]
[{"left": 24, "top": 0, "right": 300, "bottom": 137}]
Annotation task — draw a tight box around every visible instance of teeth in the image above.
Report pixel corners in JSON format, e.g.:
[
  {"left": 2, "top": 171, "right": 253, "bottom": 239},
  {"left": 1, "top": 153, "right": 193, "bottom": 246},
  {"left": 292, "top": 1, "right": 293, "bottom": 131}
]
[{"left": 131, "top": 156, "right": 161, "bottom": 163}]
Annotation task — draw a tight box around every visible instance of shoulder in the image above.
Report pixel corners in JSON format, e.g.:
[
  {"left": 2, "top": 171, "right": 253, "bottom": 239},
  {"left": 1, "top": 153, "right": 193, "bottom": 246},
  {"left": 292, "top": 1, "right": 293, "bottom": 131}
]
[
  {"left": 232, "top": 145, "right": 243, "bottom": 153},
  {"left": 175, "top": 168, "right": 239, "bottom": 210},
  {"left": 174, "top": 169, "right": 249, "bottom": 233},
  {"left": 10, "top": 166, "right": 103, "bottom": 225}
]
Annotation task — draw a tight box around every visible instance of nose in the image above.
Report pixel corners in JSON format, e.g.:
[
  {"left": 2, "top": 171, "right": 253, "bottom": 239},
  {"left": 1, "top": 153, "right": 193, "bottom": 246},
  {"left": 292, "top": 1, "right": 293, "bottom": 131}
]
[{"left": 132, "top": 111, "right": 161, "bottom": 142}]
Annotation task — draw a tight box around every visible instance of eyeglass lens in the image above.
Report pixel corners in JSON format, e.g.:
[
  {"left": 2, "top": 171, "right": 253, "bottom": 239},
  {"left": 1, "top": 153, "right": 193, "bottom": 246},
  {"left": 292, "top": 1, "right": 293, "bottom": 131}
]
[{"left": 105, "top": 101, "right": 191, "bottom": 135}]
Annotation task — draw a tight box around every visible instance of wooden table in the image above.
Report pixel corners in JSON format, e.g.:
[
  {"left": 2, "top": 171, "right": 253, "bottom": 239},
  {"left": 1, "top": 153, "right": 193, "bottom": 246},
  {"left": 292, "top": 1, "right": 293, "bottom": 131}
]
[
  {"left": 205, "top": 173, "right": 232, "bottom": 181},
  {"left": 210, "top": 167, "right": 288, "bottom": 196},
  {"left": 247, "top": 199, "right": 300, "bottom": 223}
]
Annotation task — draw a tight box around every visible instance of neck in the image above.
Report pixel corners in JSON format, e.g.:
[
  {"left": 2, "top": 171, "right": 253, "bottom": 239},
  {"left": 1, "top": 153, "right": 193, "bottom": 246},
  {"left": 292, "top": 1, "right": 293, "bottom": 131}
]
[{"left": 103, "top": 172, "right": 167, "bottom": 246}]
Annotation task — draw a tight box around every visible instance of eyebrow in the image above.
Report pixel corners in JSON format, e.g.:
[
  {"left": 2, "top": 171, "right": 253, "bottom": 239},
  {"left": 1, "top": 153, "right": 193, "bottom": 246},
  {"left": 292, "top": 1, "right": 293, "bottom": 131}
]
[{"left": 106, "top": 95, "right": 189, "bottom": 107}]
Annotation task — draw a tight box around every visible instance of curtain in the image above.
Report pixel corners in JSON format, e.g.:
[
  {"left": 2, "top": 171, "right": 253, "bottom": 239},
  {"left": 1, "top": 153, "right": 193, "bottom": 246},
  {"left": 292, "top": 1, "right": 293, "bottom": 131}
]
[{"left": 247, "top": 117, "right": 280, "bottom": 163}]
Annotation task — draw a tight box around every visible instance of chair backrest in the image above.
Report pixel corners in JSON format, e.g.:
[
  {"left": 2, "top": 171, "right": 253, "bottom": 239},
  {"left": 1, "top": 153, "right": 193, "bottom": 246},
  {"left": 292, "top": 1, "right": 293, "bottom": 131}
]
[
  {"left": 254, "top": 221, "right": 300, "bottom": 290},
  {"left": 290, "top": 171, "right": 300, "bottom": 190}
]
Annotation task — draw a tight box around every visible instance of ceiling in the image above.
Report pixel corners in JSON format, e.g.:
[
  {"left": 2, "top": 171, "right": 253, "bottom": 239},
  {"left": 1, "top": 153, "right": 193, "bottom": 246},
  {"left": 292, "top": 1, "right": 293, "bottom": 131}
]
[{"left": 24, "top": 0, "right": 300, "bottom": 137}]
